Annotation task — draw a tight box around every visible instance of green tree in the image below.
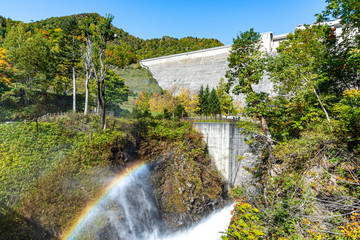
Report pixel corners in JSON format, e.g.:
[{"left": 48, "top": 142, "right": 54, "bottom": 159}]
[
  {"left": 58, "top": 16, "right": 82, "bottom": 112},
  {"left": 4, "top": 25, "right": 54, "bottom": 105},
  {"left": 318, "top": 0, "right": 360, "bottom": 37},
  {"left": 317, "top": 1, "right": 360, "bottom": 95},
  {"left": 203, "top": 85, "right": 210, "bottom": 116},
  {"left": 197, "top": 84, "right": 205, "bottom": 116},
  {"left": 105, "top": 69, "right": 129, "bottom": 112},
  {"left": 208, "top": 88, "right": 221, "bottom": 117},
  {"left": 197, "top": 84, "right": 211, "bottom": 117},
  {"left": 92, "top": 14, "right": 114, "bottom": 129},
  {"left": 79, "top": 16, "right": 94, "bottom": 115},
  {"left": 216, "top": 78, "right": 235, "bottom": 117},
  {"left": 225, "top": 29, "right": 273, "bottom": 147},
  {"left": 267, "top": 25, "right": 332, "bottom": 126},
  {"left": 79, "top": 14, "right": 114, "bottom": 128}
]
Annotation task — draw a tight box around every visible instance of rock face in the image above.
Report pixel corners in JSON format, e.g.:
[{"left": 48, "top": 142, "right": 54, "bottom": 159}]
[
  {"left": 144, "top": 140, "right": 229, "bottom": 231},
  {"left": 194, "top": 122, "right": 259, "bottom": 188}
]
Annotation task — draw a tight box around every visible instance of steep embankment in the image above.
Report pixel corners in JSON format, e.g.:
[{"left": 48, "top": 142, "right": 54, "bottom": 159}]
[
  {"left": 141, "top": 120, "right": 228, "bottom": 230},
  {"left": 222, "top": 127, "right": 360, "bottom": 240},
  {"left": 0, "top": 115, "right": 227, "bottom": 239}
]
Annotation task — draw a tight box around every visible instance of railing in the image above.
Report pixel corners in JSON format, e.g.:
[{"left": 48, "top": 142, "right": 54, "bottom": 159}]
[
  {"left": 182, "top": 116, "right": 240, "bottom": 123},
  {"left": 36, "top": 110, "right": 114, "bottom": 122},
  {"left": 37, "top": 112, "right": 67, "bottom": 121}
]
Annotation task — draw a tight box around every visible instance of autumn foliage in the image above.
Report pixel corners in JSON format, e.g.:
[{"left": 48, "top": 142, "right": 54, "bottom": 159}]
[{"left": 0, "top": 47, "right": 12, "bottom": 85}]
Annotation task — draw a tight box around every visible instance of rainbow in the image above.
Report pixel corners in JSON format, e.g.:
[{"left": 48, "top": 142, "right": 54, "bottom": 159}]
[{"left": 61, "top": 161, "right": 148, "bottom": 240}]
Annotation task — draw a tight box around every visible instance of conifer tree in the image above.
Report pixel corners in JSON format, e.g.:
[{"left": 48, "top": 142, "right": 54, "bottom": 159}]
[
  {"left": 197, "top": 84, "right": 205, "bottom": 116},
  {"left": 203, "top": 85, "right": 210, "bottom": 117},
  {"left": 208, "top": 88, "right": 221, "bottom": 117}
]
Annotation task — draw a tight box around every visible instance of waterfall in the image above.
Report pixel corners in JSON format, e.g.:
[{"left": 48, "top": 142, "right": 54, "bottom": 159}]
[
  {"left": 67, "top": 164, "right": 233, "bottom": 240},
  {"left": 161, "top": 204, "right": 233, "bottom": 240}
]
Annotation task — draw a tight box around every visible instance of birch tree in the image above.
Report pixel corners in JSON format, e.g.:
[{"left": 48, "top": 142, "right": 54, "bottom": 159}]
[
  {"left": 59, "top": 16, "right": 81, "bottom": 112},
  {"left": 90, "top": 14, "right": 114, "bottom": 129},
  {"left": 81, "top": 35, "right": 93, "bottom": 115}
]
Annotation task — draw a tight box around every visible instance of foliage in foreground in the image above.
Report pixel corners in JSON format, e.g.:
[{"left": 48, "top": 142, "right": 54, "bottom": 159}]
[
  {"left": 223, "top": 127, "right": 360, "bottom": 240},
  {"left": 0, "top": 114, "right": 137, "bottom": 239},
  {"left": 0, "top": 113, "right": 226, "bottom": 239},
  {"left": 222, "top": 1, "right": 360, "bottom": 238}
]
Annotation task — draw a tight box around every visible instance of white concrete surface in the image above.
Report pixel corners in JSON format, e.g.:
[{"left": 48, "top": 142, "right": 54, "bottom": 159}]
[{"left": 194, "top": 122, "right": 258, "bottom": 188}]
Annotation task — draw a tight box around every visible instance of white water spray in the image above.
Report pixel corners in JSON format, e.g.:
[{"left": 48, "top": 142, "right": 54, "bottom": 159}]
[
  {"left": 161, "top": 204, "right": 233, "bottom": 240},
  {"left": 69, "top": 164, "right": 233, "bottom": 240}
]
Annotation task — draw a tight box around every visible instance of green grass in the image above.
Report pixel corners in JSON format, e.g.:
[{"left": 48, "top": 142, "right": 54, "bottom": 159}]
[
  {"left": 0, "top": 114, "right": 138, "bottom": 239},
  {"left": 112, "top": 64, "right": 162, "bottom": 96}
]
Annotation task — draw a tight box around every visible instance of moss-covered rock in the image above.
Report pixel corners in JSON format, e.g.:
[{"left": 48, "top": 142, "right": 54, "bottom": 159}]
[{"left": 141, "top": 120, "right": 229, "bottom": 230}]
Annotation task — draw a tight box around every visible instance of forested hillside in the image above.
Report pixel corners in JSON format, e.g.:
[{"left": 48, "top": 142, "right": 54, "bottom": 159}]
[
  {"left": 0, "top": 13, "right": 223, "bottom": 123},
  {"left": 0, "top": 13, "right": 223, "bottom": 65}
]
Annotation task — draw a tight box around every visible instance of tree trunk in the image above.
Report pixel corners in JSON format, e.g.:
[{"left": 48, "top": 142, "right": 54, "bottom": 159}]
[
  {"left": 101, "top": 96, "right": 106, "bottom": 130},
  {"left": 302, "top": 76, "right": 332, "bottom": 127},
  {"left": 84, "top": 77, "right": 89, "bottom": 115},
  {"left": 96, "top": 80, "right": 106, "bottom": 130},
  {"left": 261, "top": 116, "right": 275, "bottom": 162},
  {"left": 313, "top": 88, "right": 332, "bottom": 127},
  {"left": 72, "top": 65, "right": 76, "bottom": 113},
  {"left": 82, "top": 37, "right": 92, "bottom": 116}
]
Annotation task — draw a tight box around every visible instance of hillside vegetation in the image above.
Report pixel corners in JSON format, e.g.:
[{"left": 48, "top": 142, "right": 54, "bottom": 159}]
[
  {"left": 0, "top": 13, "right": 223, "bottom": 122},
  {"left": 221, "top": 1, "right": 360, "bottom": 239},
  {"left": 0, "top": 114, "right": 226, "bottom": 239},
  {"left": 0, "top": 13, "right": 223, "bottom": 65}
]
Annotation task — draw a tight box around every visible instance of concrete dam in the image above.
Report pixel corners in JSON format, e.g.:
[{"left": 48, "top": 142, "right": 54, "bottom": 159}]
[
  {"left": 139, "top": 32, "right": 288, "bottom": 98},
  {"left": 140, "top": 19, "right": 343, "bottom": 98},
  {"left": 194, "top": 122, "right": 258, "bottom": 187}
]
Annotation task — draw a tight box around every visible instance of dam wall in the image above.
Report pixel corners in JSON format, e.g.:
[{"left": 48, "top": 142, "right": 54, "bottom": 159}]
[
  {"left": 140, "top": 20, "right": 343, "bottom": 100},
  {"left": 194, "top": 122, "right": 258, "bottom": 187},
  {"left": 140, "top": 45, "right": 232, "bottom": 93},
  {"left": 140, "top": 32, "right": 277, "bottom": 102}
]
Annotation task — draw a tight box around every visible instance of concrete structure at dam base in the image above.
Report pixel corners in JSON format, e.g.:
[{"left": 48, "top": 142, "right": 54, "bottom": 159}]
[{"left": 194, "top": 122, "right": 259, "bottom": 188}]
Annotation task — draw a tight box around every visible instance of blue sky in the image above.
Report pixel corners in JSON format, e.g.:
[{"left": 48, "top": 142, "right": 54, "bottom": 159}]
[{"left": 1, "top": 0, "right": 327, "bottom": 45}]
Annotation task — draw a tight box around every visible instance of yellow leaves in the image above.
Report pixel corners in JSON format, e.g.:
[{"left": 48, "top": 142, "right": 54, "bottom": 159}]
[
  {"left": 0, "top": 47, "right": 13, "bottom": 84},
  {"left": 148, "top": 92, "right": 173, "bottom": 113},
  {"left": 343, "top": 89, "right": 360, "bottom": 98},
  {"left": 137, "top": 86, "right": 200, "bottom": 116},
  {"left": 54, "top": 28, "right": 62, "bottom": 33},
  {"left": 135, "top": 91, "right": 151, "bottom": 111},
  {"left": 176, "top": 87, "right": 199, "bottom": 116},
  {"left": 0, "top": 47, "right": 7, "bottom": 59},
  {"left": 339, "top": 212, "right": 360, "bottom": 239},
  {"left": 223, "top": 200, "right": 265, "bottom": 239},
  {"left": 233, "top": 100, "right": 243, "bottom": 115}
]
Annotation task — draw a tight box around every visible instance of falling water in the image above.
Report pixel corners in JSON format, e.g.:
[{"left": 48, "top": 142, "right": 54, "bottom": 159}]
[
  {"left": 66, "top": 164, "right": 233, "bottom": 240},
  {"left": 161, "top": 204, "right": 233, "bottom": 240}
]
